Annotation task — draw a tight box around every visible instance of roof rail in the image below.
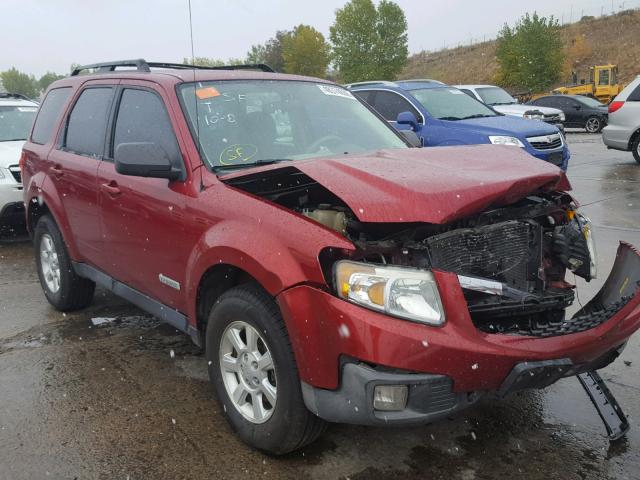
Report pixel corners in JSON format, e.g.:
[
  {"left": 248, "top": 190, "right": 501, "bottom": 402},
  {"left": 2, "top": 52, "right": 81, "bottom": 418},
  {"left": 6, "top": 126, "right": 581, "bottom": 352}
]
[
  {"left": 71, "top": 59, "right": 275, "bottom": 76},
  {"left": 397, "top": 79, "right": 445, "bottom": 85},
  {"left": 0, "top": 92, "right": 35, "bottom": 101},
  {"left": 343, "top": 80, "right": 398, "bottom": 89}
]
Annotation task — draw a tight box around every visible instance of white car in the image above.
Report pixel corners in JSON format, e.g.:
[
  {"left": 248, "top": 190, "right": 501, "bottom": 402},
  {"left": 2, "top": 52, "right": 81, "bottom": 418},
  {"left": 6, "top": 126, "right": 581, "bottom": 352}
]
[
  {"left": 0, "top": 93, "right": 38, "bottom": 230},
  {"left": 456, "top": 84, "right": 565, "bottom": 132},
  {"left": 602, "top": 75, "right": 640, "bottom": 164}
]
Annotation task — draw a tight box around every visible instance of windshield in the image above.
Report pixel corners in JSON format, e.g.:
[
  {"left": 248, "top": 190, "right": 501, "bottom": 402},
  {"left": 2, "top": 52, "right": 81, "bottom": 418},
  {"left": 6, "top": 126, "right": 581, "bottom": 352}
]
[
  {"left": 178, "top": 80, "right": 407, "bottom": 170},
  {"left": 575, "top": 96, "right": 605, "bottom": 108},
  {"left": 0, "top": 105, "right": 38, "bottom": 142},
  {"left": 476, "top": 87, "right": 517, "bottom": 105},
  {"left": 410, "top": 87, "right": 498, "bottom": 121}
]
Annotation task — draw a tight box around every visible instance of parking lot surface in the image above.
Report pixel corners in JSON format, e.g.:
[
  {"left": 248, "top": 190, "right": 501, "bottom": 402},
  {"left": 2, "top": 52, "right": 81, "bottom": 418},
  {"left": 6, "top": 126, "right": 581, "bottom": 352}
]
[{"left": 1, "top": 133, "right": 639, "bottom": 480}]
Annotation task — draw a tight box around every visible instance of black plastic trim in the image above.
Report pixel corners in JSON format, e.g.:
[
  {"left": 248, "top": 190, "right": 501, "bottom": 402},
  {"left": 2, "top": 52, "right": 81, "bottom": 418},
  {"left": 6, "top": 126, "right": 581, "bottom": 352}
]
[{"left": 72, "top": 261, "right": 201, "bottom": 346}]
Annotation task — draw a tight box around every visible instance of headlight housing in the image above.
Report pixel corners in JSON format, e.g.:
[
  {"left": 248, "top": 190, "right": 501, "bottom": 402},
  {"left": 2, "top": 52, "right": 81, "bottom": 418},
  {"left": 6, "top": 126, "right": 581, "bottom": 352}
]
[
  {"left": 559, "top": 112, "right": 566, "bottom": 121},
  {"left": 524, "top": 113, "right": 544, "bottom": 120},
  {"left": 488, "top": 135, "right": 524, "bottom": 147},
  {"left": 334, "top": 261, "right": 445, "bottom": 326}
]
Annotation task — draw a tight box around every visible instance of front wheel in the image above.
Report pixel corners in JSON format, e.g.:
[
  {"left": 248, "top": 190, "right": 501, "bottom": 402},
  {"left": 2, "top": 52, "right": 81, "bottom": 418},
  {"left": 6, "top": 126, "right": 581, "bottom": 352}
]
[
  {"left": 205, "top": 284, "right": 326, "bottom": 454},
  {"left": 632, "top": 135, "right": 640, "bottom": 164},
  {"left": 585, "top": 116, "right": 603, "bottom": 133}
]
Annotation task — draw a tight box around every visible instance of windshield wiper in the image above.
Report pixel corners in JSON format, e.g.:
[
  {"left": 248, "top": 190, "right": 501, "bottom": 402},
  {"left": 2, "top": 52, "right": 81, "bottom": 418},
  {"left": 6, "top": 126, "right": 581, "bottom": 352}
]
[
  {"left": 490, "top": 102, "right": 517, "bottom": 106},
  {"left": 0, "top": 138, "right": 27, "bottom": 142},
  {"left": 439, "top": 116, "right": 463, "bottom": 121},
  {"left": 213, "top": 158, "right": 292, "bottom": 171},
  {"left": 459, "top": 114, "right": 496, "bottom": 120}
]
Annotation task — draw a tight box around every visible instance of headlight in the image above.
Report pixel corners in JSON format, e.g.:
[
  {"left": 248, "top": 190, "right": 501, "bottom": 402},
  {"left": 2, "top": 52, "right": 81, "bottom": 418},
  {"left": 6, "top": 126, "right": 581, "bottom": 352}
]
[
  {"left": 334, "top": 261, "right": 445, "bottom": 325},
  {"left": 488, "top": 135, "right": 524, "bottom": 147},
  {"left": 576, "top": 213, "right": 597, "bottom": 279},
  {"left": 524, "top": 113, "right": 544, "bottom": 120},
  {"left": 559, "top": 112, "right": 566, "bottom": 121}
]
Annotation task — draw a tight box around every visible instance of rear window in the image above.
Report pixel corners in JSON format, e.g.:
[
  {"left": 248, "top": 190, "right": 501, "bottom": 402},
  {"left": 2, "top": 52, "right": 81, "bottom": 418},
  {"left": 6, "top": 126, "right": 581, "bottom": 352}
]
[
  {"left": 627, "top": 81, "right": 640, "bottom": 102},
  {"left": 31, "top": 87, "right": 72, "bottom": 145},
  {"left": 64, "top": 87, "right": 113, "bottom": 157}
]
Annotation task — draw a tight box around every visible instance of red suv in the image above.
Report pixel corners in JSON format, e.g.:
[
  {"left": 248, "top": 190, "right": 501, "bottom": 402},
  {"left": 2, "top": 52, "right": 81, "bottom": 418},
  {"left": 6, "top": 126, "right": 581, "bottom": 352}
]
[{"left": 21, "top": 60, "right": 640, "bottom": 454}]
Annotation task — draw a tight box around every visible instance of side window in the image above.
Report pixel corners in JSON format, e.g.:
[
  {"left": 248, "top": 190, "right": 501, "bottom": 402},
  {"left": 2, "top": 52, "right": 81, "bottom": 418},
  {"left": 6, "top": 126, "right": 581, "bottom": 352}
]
[
  {"left": 371, "top": 91, "right": 421, "bottom": 122},
  {"left": 112, "top": 88, "right": 181, "bottom": 166},
  {"left": 460, "top": 89, "right": 476, "bottom": 99},
  {"left": 31, "top": 87, "right": 72, "bottom": 145},
  {"left": 627, "top": 82, "right": 640, "bottom": 102},
  {"left": 534, "top": 97, "right": 553, "bottom": 107},
  {"left": 64, "top": 88, "right": 113, "bottom": 157},
  {"left": 353, "top": 90, "right": 372, "bottom": 104}
]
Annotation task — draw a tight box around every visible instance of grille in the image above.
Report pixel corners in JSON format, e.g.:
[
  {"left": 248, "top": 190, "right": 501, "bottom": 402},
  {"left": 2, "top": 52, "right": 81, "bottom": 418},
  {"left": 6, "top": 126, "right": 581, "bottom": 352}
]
[
  {"left": 527, "top": 133, "right": 563, "bottom": 151},
  {"left": 8, "top": 165, "right": 21, "bottom": 184},
  {"left": 426, "top": 221, "right": 535, "bottom": 290},
  {"left": 488, "top": 295, "right": 633, "bottom": 338}
]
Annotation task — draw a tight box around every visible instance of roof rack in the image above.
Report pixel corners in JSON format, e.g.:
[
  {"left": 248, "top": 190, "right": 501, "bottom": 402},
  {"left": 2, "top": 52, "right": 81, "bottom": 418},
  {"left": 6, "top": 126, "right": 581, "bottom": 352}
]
[
  {"left": 71, "top": 59, "right": 275, "bottom": 76},
  {"left": 343, "top": 80, "right": 398, "bottom": 89},
  {"left": 0, "top": 92, "right": 34, "bottom": 101}
]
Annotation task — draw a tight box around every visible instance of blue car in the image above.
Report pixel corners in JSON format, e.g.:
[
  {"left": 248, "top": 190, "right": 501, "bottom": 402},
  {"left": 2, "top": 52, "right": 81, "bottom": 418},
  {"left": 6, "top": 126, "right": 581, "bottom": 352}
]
[{"left": 347, "top": 80, "right": 570, "bottom": 170}]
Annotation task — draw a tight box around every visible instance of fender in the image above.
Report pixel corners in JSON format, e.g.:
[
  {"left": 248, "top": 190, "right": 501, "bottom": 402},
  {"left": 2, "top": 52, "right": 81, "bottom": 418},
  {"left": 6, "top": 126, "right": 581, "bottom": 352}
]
[
  {"left": 25, "top": 171, "right": 81, "bottom": 260},
  {"left": 183, "top": 217, "right": 354, "bottom": 324}
]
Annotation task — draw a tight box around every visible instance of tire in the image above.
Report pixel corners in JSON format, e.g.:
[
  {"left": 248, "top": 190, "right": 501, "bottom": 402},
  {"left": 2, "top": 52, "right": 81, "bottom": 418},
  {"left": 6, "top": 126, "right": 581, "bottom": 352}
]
[
  {"left": 632, "top": 135, "right": 640, "bottom": 164},
  {"left": 585, "top": 116, "right": 603, "bottom": 133},
  {"left": 33, "top": 215, "right": 95, "bottom": 311},
  {"left": 205, "top": 284, "right": 326, "bottom": 454}
]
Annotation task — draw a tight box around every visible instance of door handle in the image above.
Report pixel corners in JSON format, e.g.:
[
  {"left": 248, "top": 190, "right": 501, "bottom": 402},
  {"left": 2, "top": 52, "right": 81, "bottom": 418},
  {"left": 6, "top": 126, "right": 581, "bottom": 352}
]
[
  {"left": 100, "top": 181, "right": 121, "bottom": 197},
  {"left": 50, "top": 164, "right": 63, "bottom": 178}
]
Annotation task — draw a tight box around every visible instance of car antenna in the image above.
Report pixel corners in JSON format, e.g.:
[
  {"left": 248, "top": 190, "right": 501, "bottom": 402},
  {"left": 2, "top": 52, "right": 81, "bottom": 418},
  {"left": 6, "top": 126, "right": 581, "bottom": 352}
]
[{"left": 187, "top": 0, "right": 205, "bottom": 192}]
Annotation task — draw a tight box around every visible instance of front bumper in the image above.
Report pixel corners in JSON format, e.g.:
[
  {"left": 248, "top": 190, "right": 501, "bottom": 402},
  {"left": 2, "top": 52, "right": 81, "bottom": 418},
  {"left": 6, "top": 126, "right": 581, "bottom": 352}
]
[
  {"left": 0, "top": 183, "right": 24, "bottom": 223},
  {"left": 278, "top": 243, "right": 640, "bottom": 424},
  {"left": 527, "top": 145, "right": 570, "bottom": 171}
]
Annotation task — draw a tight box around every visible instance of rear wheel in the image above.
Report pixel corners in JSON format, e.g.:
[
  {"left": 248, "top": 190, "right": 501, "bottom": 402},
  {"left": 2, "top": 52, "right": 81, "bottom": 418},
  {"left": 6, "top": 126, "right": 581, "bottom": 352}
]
[
  {"left": 585, "top": 116, "right": 603, "bottom": 133},
  {"left": 33, "top": 215, "right": 95, "bottom": 311},
  {"left": 205, "top": 284, "right": 326, "bottom": 454},
  {"left": 632, "top": 135, "right": 640, "bottom": 164}
]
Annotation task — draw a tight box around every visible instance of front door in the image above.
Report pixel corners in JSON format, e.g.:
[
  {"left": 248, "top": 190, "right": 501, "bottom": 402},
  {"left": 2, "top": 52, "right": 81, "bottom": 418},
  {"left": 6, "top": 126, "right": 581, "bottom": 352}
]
[{"left": 96, "top": 84, "right": 194, "bottom": 312}]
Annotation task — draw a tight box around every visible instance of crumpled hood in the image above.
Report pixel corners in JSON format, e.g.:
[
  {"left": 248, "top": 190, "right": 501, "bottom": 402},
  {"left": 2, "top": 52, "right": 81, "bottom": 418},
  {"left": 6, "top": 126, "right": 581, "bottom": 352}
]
[
  {"left": 224, "top": 144, "right": 566, "bottom": 225},
  {"left": 0, "top": 141, "right": 24, "bottom": 169},
  {"left": 492, "top": 103, "right": 563, "bottom": 117}
]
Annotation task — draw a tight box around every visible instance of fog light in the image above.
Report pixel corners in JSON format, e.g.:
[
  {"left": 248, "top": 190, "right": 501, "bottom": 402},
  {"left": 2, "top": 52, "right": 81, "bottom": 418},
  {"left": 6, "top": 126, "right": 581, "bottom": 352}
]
[{"left": 373, "top": 385, "right": 408, "bottom": 411}]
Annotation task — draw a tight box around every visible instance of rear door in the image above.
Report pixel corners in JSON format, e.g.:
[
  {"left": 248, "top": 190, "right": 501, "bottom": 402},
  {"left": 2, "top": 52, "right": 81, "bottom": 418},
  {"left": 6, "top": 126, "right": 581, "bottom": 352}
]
[
  {"left": 96, "top": 82, "right": 193, "bottom": 311},
  {"left": 47, "top": 82, "right": 116, "bottom": 263}
]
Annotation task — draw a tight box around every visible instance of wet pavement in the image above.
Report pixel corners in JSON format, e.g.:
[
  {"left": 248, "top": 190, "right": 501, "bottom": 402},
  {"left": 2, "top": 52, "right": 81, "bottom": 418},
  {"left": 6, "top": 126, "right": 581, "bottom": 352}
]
[{"left": 1, "top": 133, "right": 639, "bottom": 480}]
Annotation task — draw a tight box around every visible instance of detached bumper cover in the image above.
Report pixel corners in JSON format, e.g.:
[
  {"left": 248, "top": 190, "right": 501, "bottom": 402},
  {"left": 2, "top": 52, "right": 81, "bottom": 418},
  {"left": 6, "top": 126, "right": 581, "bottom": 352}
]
[{"left": 278, "top": 242, "right": 640, "bottom": 395}]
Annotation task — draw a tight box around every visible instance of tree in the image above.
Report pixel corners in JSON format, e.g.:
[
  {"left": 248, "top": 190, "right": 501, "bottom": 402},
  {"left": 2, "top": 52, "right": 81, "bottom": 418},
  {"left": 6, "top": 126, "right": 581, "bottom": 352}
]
[
  {"left": 374, "top": 1, "right": 408, "bottom": 80},
  {"left": 246, "top": 30, "right": 290, "bottom": 72},
  {"left": 0, "top": 68, "right": 38, "bottom": 98},
  {"left": 330, "top": 0, "right": 408, "bottom": 82},
  {"left": 182, "top": 57, "right": 245, "bottom": 67},
  {"left": 282, "top": 25, "right": 330, "bottom": 77},
  {"left": 495, "top": 13, "right": 564, "bottom": 92},
  {"left": 38, "top": 72, "right": 65, "bottom": 92}
]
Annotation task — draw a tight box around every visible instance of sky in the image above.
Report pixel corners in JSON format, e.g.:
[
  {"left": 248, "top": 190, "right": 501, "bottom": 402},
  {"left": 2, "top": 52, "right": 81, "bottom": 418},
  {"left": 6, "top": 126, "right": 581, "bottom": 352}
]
[{"left": 0, "top": 0, "right": 635, "bottom": 77}]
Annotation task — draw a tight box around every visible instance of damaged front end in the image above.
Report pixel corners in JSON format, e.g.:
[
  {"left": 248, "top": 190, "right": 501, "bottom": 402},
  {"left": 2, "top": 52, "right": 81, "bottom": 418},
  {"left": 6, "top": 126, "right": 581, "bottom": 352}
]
[{"left": 224, "top": 163, "right": 640, "bottom": 439}]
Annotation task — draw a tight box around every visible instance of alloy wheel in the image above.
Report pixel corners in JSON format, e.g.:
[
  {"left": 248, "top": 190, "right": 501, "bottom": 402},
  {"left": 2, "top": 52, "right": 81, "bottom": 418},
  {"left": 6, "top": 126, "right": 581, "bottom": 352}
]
[
  {"left": 40, "top": 234, "right": 61, "bottom": 293},
  {"left": 586, "top": 117, "right": 601, "bottom": 133},
  {"left": 219, "top": 320, "right": 277, "bottom": 424}
]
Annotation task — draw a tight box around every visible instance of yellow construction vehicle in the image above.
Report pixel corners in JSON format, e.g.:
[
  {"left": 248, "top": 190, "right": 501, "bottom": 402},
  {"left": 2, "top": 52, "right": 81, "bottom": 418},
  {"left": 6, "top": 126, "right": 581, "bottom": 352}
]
[{"left": 553, "top": 65, "right": 624, "bottom": 104}]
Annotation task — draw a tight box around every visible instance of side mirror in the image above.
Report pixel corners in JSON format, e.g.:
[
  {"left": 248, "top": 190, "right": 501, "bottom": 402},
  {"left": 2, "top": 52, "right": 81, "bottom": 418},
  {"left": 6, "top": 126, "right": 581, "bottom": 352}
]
[
  {"left": 396, "top": 111, "right": 419, "bottom": 131},
  {"left": 400, "top": 130, "right": 422, "bottom": 148},
  {"left": 114, "top": 142, "right": 182, "bottom": 180}
]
